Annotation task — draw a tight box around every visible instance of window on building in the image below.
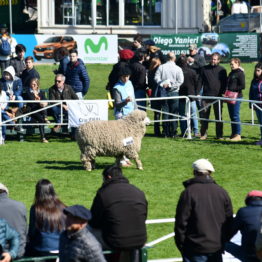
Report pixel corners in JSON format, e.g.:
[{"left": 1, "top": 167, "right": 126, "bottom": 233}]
[
  {"left": 96, "top": 0, "right": 119, "bottom": 26},
  {"left": 125, "top": 0, "right": 142, "bottom": 25},
  {"left": 124, "top": 0, "right": 161, "bottom": 26},
  {"left": 54, "top": 0, "right": 92, "bottom": 25},
  {"left": 144, "top": 0, "right": 161, "bottom": 26},
  {"left": 109, "top": 0, "right": 119, "bottom": 25}
]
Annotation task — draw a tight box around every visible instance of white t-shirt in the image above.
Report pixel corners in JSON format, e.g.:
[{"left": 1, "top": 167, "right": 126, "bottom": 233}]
[{"left": 0, "top": 90, "right": 8, "bottom": 110}]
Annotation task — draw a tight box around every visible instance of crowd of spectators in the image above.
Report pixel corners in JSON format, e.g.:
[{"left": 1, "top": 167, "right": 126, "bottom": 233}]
[
  {"left": 0, "top": 165, "right": 148, "bottom": 262},
  {"left": 0, "top": 162, "right": 261, "bottom": 262},
  {"left": 1, "top": 29, "right": 262, "bottom": 146}
]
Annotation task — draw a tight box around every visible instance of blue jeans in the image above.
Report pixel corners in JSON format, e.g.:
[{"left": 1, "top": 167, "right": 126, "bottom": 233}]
[
  {"left": 51, "top": 105, "right": 68, "bottom": 123},
  {"left": 162, "top": 90, "right": 179, "bottom": 137},
  {"left": 183, "top": 251, "right": 222, "bottom": 262},
  {"left": 7, "top": 95, "right": 24, "bottom": 108},
  {"left": 227, "top": 100, "right": 241, "bottom": 135},
  {"left": 135, "top": 89, "right": 147, "bottom": 111},
  {"left": 179, "top": 99, "right": 199, "bottom": 135},
  {"left": 256, "top": 108, "right": 262, "bottom": 139}
]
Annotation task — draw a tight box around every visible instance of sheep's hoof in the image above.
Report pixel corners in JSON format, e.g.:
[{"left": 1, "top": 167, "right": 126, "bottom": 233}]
[
  {"left": 137, "top": 166, "right": 143, "bottom": 170},
  {"left": 83, "top": 166, "right": 92, "bottom": 171}
]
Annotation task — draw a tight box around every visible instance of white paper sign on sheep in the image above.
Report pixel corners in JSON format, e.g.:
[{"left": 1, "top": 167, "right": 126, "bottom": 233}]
[{"left": 67, "top": 100, "right": 108, "bottom": 127}]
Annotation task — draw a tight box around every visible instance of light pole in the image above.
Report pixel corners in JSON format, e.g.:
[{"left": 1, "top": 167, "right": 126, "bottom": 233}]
[
  {"left": 9, "top": 0, "right": 13, "bottom": 34},
  {"left": 260, "top": 0, "right": 262, "bottom": 32}
]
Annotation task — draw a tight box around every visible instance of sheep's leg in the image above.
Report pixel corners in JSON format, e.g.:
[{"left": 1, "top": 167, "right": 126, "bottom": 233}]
[
  {"left": 80, "top": 153, "right": 93, "bottom": 171},
  {"left": 135, "top": 157, "right": 143, "bottom": 170},
  {"left": 91, "top": 159, "right": 96, "bottom": 170}
]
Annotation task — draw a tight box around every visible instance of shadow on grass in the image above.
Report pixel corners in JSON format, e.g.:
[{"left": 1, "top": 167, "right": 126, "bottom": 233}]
[
  {"left": 181, "top": 136, "right": 260, "bottom": 146},
  {"left": 37, "top": 160, "right": 114, "bottom": 171}
]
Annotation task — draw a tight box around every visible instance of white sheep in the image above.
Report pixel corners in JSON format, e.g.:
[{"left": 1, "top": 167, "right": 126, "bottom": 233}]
[{"left": 75, "top": 110, "right": 148, "bottom": 171}]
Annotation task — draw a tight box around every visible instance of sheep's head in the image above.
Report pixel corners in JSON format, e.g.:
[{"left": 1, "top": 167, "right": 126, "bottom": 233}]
[{"left": 125, "top": 110, "right": 147, "bottom": 123}]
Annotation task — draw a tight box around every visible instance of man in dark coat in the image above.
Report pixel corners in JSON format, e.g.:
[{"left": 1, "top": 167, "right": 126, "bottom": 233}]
[
  {"left": 21, "top": 56, "right": 40, "bottom": 92},
  {"left": 175, "top": 159, "right": 233, "bottom": 262},
  {"left": 10, "top": 44, "right": 26, "bottom": 77},
  {"left": 198, "top": 52, "right": 227, "bottom": 140},
  {"left": 65, "top": 49, "right": 90, "bottom": 99},
  {"left": 130, "top": 52, "right": 147, "bottom": 111},
  {"left": 49, "top": 74, "right": 78, "bottom": 129},
  {"left": 89, "top": 165, "right": 148, "bottom": 251}
]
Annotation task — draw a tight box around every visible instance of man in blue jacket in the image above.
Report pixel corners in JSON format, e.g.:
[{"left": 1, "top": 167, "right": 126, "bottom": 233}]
[
  {"left": 226, "top": 190, "right": 262, "bottom": 262},
  {"left": 65, "top": 49, "right": 90, "bottom": 99}
]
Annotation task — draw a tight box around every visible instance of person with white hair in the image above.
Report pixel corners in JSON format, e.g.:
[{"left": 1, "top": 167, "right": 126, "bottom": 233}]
[
  {"left": 0, "top": 183, "right": 27, "bottom": 258},
  {"left": 175, "top": 159, "right": 233, "bottom": 262},
  {"left": 154, "top": 52, "right": 184, "bottom": 138}
]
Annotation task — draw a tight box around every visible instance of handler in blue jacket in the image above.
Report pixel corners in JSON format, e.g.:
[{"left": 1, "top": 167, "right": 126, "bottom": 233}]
[{"left": 65, "top": 49, "right": 90, "bottom": 99}]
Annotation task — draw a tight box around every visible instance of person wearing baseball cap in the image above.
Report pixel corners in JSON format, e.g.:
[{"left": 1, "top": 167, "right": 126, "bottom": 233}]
[
  {"left": 225, "top": 190, "right": 262, "bottom": 262},
  {"left": 59, "top": 205, "right": 106, "bottom": 262},
  {"left": 175, "top": 159, "right": 233, "bottom": 262}
]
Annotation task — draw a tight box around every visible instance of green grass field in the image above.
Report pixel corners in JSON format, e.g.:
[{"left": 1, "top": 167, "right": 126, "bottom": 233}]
[{"left": 1, "top": 63, "right": 262, "bottom": 260}]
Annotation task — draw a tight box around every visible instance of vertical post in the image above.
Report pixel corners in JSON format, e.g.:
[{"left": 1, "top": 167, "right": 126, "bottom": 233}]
[
  {"left": 0, "top": 106, "right": 3, "bottom": 145},
  {"left": 260, "top": 0, "right": 262, "bottom": 33},
  {"left": 92, "top": 0, "right": 96, "bottom": 33},
  {"left": 175, "top": 0, "right": 178, "bottom": 34},
  {"left": 141, "top": 0, "right": 144, "bottom": 26},
  {"left": 106, "top": 0, "right": 109, "bottom": 26},
  {"left": 9, "top": 0, "right": 13, "bottom": 34},
  {"left": 186, "top": 97, "right": 192, "bottom": 139}
]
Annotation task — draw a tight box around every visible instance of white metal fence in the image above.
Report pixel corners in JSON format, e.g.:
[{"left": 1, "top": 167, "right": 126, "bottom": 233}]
[{"left": 1, "top": 95, "right": 262, "bottom": 144}]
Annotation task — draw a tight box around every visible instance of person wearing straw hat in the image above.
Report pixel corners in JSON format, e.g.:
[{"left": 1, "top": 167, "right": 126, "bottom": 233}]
[{"left": 175, "top": 159, "right": 233, "bottom": 262}]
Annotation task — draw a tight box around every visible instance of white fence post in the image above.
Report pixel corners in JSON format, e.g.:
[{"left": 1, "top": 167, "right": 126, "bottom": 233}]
[{"left": 0, "top": 109, "right": 3, "bottom": 145}]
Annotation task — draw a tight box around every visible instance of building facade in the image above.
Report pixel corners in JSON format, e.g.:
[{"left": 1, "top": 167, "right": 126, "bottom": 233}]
[{"left": 38, "top": 0, "right": 212, "bottom": 35}]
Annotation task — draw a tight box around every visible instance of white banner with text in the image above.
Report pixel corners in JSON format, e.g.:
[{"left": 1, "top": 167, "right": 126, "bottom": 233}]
[{"left": 67, "top": 100, "right": 108, "bottom": 127}]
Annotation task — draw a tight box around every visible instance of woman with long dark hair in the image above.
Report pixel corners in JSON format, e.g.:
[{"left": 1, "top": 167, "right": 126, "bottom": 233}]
[
  {"left": 225, "top": 58, "right": 245, "bottom": 141},
  {"left": 26, "top": 179, "right": 66, "bottom": 257}
]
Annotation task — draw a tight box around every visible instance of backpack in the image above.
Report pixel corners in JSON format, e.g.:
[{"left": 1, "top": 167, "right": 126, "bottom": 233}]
[{"left": 0, "top": 38, "right": 11, "bottom": 56}]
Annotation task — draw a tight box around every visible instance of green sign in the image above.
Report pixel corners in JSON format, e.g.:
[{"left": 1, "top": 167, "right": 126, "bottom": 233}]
[
  {"left": 152, "top": 33, "right": 259, "bottom": 62},
  {"left": 84, "top": 36, "right": 108, "bottom": 54}
]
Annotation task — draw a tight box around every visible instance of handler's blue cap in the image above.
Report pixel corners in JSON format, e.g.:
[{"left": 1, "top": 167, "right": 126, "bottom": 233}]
[{"left": 63, "top": 205, "right": 92, "bottom": 221}]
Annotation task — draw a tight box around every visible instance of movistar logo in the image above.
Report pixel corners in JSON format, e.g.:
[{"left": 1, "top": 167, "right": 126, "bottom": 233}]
[{"left": 84, "top": 37, "right": 108, "bottom": 54}]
